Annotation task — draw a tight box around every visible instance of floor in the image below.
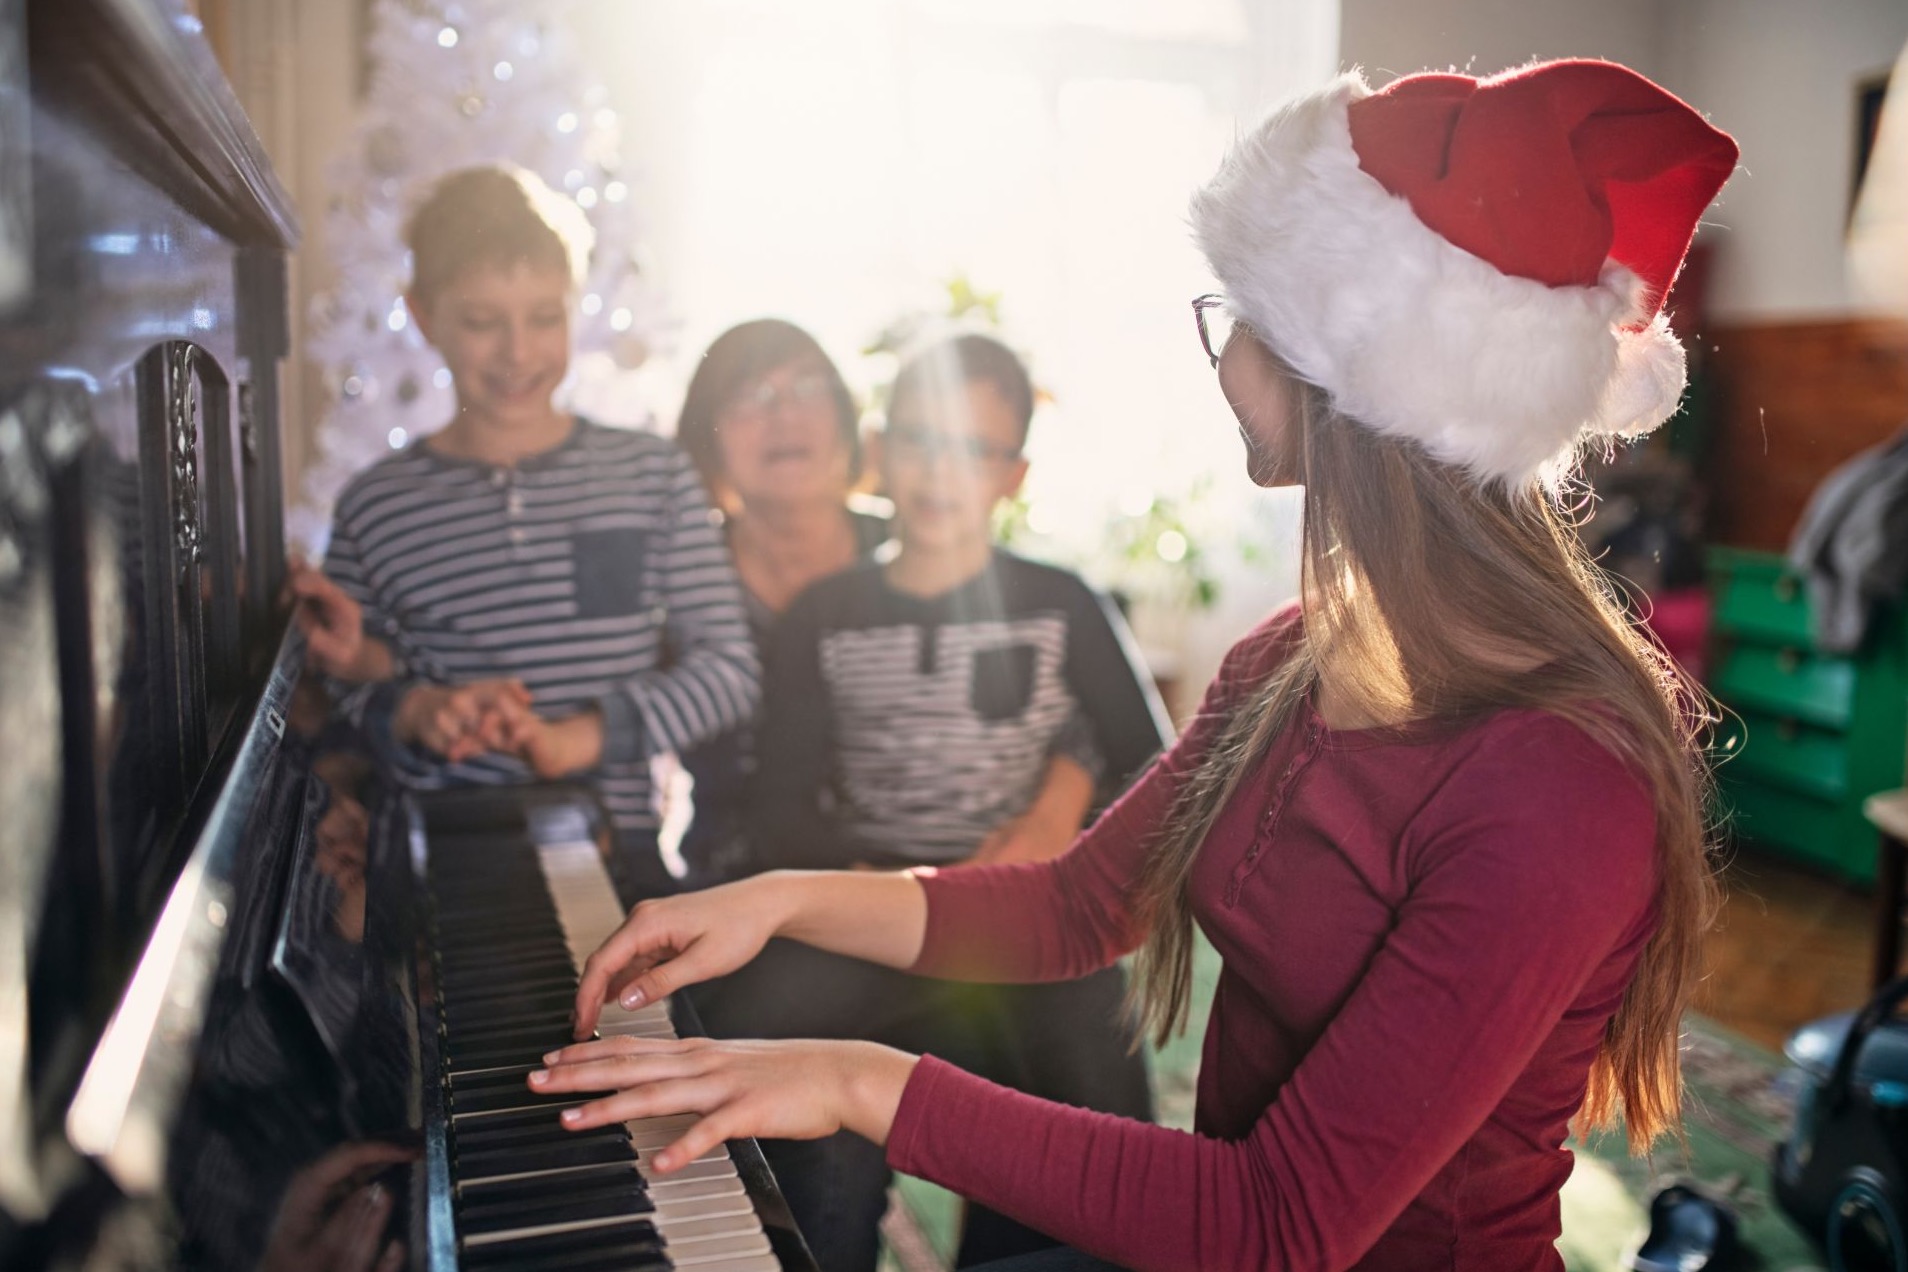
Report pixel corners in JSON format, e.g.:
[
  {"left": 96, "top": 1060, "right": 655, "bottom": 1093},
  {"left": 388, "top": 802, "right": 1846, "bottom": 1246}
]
[{"left": 1697, "top": 844, "right": 1878, "bottom": 1053}]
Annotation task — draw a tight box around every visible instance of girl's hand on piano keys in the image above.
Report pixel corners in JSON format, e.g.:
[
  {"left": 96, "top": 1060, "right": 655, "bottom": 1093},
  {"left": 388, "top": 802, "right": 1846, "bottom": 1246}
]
[
  {"left": 572, "top": 878, "right": 789, "bottom": 1039},
  {"left": 530, "top": 1036, "right": 919, "bottom": 1173}
]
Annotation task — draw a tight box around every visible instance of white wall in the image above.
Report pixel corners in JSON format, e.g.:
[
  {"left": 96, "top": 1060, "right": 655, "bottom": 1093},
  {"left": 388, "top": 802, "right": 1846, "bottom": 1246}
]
[
  {"left": 1341, "top": 0, "right": 1666, "bottom": 83},
  {"left": 1341, "top": 0, "right": 1908, "bottom": 323},
  {"left": 1663, "top": 0, "right": 1908, "bottom": 320}
]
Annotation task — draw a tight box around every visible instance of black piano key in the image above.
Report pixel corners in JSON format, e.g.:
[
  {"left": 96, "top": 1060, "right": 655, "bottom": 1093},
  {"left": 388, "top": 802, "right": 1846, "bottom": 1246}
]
[
  {"left": 468, "top": 1241, "right": 671, "bottom": 1272},
  {"left": 439, "top": 953, "right": 578, "bottom": 983},
  {"left": 450, "top": 1104, "right": 575, "bottom": 1135},
  {"left": 450, "top": 1083, "right": 568, "bottom": 1106},
  {"left": 461, "top": 1221, "right": 668, "bottom": 1272},
  {"left": 455, "top": 1117, "right": 628, "bottom": 1154},
  {"left": 451, "top": 1084, "right": 580, "bottom": 1115},
  {"left": 437, "top": 927, "right": 568, "bottom": 953},
  {"left": 458, "top": 1161, "right": 648, "bottom": 1208},
  {"left": 446, "top": 1012, "right": 574, "bottom": 1043},
  {"left": 447, "top": 1020, "right": 575, "bottom": 1053},
  {"left": 445, "top": 988, "right": 579, "bottom": 1023},
  {"left": 459, "top": 1175, "right": 652, "bottom": 1234},
  {"left": 449, "top": 1041, "right": 580, "bottom": 1074},
  {"left": 454, "top": 1135, "right": 634, "bottom": 1176},
  {"left": 437, "top": 923, "right": 568, "bottom": 949},
  {"left": 438, "top": 969, "right": 580, "bottom": 1000},
  {"left": 449, "top": 1063, "right": 540, "bottom": 1089}
]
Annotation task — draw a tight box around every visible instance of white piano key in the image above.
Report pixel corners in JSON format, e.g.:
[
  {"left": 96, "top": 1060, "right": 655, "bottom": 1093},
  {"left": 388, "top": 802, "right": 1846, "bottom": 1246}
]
[
  {"left": 529, "top": 839, "right": 783, "bottom": 1270},
  {"left": 649, "top": 1192, "right": 759, "bottom": 1221},
  {"left": 667, "top": 1232, "right": 777, "bottom": 1262}
]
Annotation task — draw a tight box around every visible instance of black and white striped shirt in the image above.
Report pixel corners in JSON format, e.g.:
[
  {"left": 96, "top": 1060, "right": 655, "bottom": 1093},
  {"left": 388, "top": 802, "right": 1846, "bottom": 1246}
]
[
  {"left": 751, "top": 551, "right": 1170, "bottom": 866},
  {"left": 323, "top": 419, "right": 758, "bottom": 853}
]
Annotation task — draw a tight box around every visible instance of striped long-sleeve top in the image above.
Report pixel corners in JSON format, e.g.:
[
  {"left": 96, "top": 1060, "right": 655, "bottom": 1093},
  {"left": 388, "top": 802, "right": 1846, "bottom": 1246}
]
[
  {"left": 322, "top": 419, "right": 759, "bottom": 857},
  {"left": 749, "top": 550, "right": 1170, "bottom": 867}
]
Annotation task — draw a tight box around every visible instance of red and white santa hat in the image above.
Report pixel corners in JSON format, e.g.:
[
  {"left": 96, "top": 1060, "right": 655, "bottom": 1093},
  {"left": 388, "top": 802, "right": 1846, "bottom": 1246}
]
[{"left": 1190, "top": 58, "right": 1739, "bottom": 489}]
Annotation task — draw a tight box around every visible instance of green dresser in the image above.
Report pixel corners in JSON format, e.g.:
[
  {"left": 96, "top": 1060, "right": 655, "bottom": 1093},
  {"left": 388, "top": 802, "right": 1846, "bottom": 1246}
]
[{"left": 1707, "top": 547, "right": 1908, "bottom": 882}]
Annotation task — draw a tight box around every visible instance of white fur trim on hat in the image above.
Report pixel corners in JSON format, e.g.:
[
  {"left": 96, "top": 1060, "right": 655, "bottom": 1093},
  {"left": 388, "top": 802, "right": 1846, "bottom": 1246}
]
[{"left": 1190, "top": 73, "right": 1688, "bottom": 489}]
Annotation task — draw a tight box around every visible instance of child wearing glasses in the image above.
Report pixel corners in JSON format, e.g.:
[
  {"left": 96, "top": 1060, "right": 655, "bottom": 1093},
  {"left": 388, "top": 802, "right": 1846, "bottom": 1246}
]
[{"left": 702, "top": 332, "right": 1170, "bottom": 1266}]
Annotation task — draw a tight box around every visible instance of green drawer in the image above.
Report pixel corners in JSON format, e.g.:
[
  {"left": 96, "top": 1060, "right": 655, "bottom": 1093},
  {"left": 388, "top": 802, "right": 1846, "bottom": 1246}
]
[
  {"left": 1709, "top": 549, "right": 1813, "bottom": 646},
  {"left": 1713, "top": 711, "right": 1850, "bottom": 803},
  {"left": 1710, "top": 644, "right": 1855, "bottom": 730},
  {"left": 1716, "top": 775, "right": 1878, "bottom": 881}
]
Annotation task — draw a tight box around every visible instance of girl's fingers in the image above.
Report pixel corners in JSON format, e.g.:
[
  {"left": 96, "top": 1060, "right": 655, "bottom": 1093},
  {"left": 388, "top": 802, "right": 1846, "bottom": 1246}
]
[
  {"left": 557, "top": 1076, "right": 728, "bottom": 1131},
  {"left": 652, "top": 1109, "right": 748, "bottom": 1174},
  {"left": 574, "top": 916, "right": 674, "bottom": 1036},
  {"left": 529, "top": 1050, "right": 706, "bottom": 1095},
  {"left": 542, "top": 1035, "right": 686, "bottom": 1066}
]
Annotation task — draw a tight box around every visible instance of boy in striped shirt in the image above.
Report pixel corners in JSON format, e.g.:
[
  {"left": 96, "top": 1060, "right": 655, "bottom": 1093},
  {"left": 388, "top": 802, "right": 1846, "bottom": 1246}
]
[
  {"left": 298, "top": 165, "right": 757, "bottom": 896},
  {"left": 744, "top": 332, "right": 1168, "bottom": 1265}
]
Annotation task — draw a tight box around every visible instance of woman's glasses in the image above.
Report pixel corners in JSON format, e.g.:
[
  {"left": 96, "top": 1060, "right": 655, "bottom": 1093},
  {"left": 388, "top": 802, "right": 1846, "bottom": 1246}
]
[{"left": 1193, "top": 293, "right": 1234, "bottom": 368}]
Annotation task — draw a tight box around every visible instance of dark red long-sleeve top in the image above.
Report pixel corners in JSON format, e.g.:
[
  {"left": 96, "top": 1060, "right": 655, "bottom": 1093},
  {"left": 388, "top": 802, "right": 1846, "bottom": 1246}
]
[{"left": 885, "top": 609, "right": 1660, "bottom": 1271}]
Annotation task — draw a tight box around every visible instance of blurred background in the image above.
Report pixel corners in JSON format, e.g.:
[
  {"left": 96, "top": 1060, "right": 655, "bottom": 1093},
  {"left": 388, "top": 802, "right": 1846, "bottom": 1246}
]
[{"left": 190, "top": 0, "right": 1908, "bottom": 720}]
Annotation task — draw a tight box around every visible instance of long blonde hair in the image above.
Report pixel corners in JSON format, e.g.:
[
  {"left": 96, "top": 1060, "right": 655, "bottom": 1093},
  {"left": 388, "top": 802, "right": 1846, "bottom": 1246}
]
[{"left": 1129, "top": 357, "right": 1718, "bottom": 1152}]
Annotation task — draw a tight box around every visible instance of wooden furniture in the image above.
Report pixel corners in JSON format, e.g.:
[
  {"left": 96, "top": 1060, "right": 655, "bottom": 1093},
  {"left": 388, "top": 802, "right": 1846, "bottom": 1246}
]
[
  {"left": 1707, "top": 547, "right": 1908, "bottom": 883},
  {"left": 1705, "top": 319, "right": 1908, "bottom": 552}
]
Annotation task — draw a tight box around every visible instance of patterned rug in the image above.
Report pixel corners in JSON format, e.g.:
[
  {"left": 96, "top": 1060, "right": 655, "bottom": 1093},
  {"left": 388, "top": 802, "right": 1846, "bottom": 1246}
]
[
  {"left": 879, "top": 944, "right": 1830, "bottom": 1272},
  {"left": 1563, "top": 1015, "right": 1825, "bottom": 1272}
]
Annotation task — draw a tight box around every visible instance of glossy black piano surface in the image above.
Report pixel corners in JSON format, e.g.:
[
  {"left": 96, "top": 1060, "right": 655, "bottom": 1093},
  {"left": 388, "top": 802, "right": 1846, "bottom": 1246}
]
[{"left": 0, "top": 2, "right": 813, "bottom": 1268}]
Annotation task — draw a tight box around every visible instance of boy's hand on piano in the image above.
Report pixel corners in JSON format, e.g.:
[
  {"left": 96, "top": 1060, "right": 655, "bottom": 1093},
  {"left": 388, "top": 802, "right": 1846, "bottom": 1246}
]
[
  {"left": 514, "top": 707, "right": 605, "bottom": 779},
  {"left": 394, "top": 679, "right": 532, "bottom": 762},
  {"left": 530, "top": 1036, "right": 919, "bottom": 1173},
  {"left": 970, "top": 754, "right": 1093, "bottom": 865},
  {"left": 572, "top": 878, "right": 789, "bottom": 1039},
  {"left": 287, "top": 563, "right": 370, "bottom": 680}
]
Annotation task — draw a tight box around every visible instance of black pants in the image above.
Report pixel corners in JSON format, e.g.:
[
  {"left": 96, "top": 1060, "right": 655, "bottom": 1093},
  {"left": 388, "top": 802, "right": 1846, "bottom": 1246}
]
[{"left": 690, "top": 940, "right": 1151, "bottom": 1272}]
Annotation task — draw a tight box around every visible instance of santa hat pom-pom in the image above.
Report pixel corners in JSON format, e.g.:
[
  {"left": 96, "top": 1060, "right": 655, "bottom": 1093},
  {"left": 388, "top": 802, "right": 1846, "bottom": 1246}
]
[{"left": 1591, "top": 314, "right": 1687, "bottom": 441}]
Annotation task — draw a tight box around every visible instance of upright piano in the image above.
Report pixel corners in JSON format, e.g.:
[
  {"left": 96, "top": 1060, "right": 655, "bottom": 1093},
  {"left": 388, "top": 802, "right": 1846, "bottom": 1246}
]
[{"left": 0, "top": 2, "right": 814, "bottom": 1268}]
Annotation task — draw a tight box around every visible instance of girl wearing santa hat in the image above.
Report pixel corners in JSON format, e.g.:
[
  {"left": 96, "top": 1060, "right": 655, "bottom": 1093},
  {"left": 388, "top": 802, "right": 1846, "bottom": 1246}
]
[{"left": 531, "top": 60, "right": 1738, "bottom": 1272}]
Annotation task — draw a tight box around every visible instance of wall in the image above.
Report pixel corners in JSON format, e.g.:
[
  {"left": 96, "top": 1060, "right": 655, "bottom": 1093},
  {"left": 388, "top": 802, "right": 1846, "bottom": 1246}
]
[
  {"left": 1340, "top": 0, "right": 1666, "bottom": 84},
  {"left": 1343, "top": 0, "right": 1908, "bottom": 557},
  {"left": 1343, "top": 0, "right": 1908, "bottom": 324},
  {"left": 1664, "top": 0, "right": 1908, "bottom": 321}
]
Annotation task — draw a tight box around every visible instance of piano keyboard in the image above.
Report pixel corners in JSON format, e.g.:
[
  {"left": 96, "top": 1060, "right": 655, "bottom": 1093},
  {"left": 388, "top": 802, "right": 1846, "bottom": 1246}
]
[{"left": 427, "top": 828, "right": 781, "bottom": 1271}]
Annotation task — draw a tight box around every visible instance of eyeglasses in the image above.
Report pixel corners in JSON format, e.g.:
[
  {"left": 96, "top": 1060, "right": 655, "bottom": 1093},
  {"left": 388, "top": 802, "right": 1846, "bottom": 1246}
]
[
  {"left": 1193, "top": 293, "right": 1235, "bottom": 368},
  {"left": 884, "top": 425, "right": 1021, "bottom": 467},
  {"left": 723, "top": 370, "right": 835, "bottom": 423}
]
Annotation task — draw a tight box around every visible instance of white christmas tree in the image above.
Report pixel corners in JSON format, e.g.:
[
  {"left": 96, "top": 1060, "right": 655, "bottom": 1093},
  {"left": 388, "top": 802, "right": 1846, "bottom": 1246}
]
[{"left": 291, "top": 0, "right": 672, "bottom": 551}]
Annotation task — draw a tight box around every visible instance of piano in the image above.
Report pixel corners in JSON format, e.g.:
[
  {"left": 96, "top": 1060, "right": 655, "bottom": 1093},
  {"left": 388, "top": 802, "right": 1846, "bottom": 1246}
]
[{"left": 0, "top": 1, "right": 816, "bottom": 1268}]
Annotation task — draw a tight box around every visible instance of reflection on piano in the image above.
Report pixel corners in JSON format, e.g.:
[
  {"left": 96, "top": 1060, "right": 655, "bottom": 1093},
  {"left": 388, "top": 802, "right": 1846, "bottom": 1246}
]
[{"left": 0, "top": 2, "right": 814, "bottom": 1268}]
